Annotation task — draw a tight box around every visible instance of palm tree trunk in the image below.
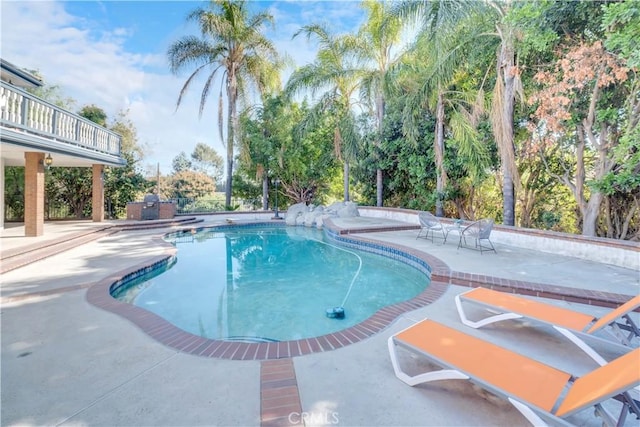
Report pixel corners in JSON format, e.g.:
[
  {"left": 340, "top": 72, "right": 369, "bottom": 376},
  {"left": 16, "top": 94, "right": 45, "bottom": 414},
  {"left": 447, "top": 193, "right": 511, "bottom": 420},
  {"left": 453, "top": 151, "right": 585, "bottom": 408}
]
[
  {"left": 343, "top": 161, "right": 350, "bottom": 202},
  {"left": 376, "top": 94, "right": 385, "bottom": 207},
  {"left": 376, "top": 170, "right": 383, "bottom": 206},
  {"left": 435, "top": 91, "right": 447, "bottom": 217},
  {"left": 496, "top": 32, "right": 517, "bottom": 226},
  {"left": 225, "top": 74, "right": 238, "bottom": 208},
  {"left": 262, "top": 173, "right": 269, "bottom": 210}
]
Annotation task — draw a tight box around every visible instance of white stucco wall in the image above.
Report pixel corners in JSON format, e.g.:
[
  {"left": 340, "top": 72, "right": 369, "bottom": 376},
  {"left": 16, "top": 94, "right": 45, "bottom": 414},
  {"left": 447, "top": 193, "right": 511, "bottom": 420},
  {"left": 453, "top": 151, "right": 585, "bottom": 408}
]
[{"left": 359, "top": 207, "right": 639, "bottom": 271}]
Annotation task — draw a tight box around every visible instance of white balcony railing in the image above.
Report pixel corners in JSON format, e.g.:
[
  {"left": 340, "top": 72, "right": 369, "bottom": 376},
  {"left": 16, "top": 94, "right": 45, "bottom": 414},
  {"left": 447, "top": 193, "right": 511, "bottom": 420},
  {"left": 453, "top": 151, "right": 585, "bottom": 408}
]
[{"left": 0, "top": 81, "right": 121, "bottom": 156}]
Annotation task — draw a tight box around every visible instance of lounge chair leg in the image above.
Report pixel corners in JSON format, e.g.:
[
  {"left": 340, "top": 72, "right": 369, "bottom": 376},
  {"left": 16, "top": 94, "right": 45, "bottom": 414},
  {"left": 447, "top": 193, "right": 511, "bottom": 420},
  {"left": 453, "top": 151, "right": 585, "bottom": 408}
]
[
  {"left": 605, "top": 321, "right": 634, "bottom": 346},
  {"left": 508, "top": 398, "right": 550, "bottom": 427},
  {"left": 554, "top": 327, "right": 608, "bottom": 366},
  {"left": 388, "top": 337, "right": 468, "bottom": 386},
  {"left": 592, "top": 402, "right": 620, "bottom": 427},
  {"left": 455, "top": 294, "right": 523, "bottom": 328}
]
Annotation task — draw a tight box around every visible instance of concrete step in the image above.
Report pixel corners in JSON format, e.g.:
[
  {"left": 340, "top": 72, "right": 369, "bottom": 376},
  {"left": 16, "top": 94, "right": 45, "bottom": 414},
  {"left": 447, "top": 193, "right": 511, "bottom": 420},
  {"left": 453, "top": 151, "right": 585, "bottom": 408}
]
[{"left": 0, "top": 217, "right": 203, "bottom": 274}]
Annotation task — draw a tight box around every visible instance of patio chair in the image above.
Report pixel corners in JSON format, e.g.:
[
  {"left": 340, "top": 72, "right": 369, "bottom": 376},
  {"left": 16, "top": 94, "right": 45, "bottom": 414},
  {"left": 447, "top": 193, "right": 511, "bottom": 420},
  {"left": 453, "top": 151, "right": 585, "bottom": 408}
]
[
  {"left": 416, "top": 211, "right": 445, "bottom": 243},
  {"left": 388, "top": 319, "right": 640, "bottom": 427},
  {"left": 455, "top": 287, "right": 640, "bottom": 365},
  {"left": 458, "top": 218, "right": 496, "bottom": 253}
]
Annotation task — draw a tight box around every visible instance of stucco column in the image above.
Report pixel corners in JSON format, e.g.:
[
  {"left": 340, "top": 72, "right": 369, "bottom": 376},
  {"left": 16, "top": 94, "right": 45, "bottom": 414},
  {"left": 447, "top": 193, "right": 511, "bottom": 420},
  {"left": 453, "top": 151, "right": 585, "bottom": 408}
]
[
  {"left": 24, "top": 152, "right": 45, "bottom": 236},
  {"left": 92, "top": 164, "right": 104, "bottom": 222}
]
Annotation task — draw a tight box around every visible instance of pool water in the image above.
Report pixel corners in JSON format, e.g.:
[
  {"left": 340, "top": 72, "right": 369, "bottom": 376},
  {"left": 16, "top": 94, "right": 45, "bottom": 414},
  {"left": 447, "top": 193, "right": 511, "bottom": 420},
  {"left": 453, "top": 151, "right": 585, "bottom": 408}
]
[{"left": 113, "top": 226, "right": 429, "bottom": 342}]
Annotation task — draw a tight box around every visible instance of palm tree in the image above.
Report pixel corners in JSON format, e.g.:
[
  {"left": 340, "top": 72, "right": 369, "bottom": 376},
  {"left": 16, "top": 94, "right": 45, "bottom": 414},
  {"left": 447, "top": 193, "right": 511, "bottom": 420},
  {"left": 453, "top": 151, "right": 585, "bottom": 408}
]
[
  {"left": 488, "top": 1, "right": 523, "bottom": 226},
  {"left": 238, "top": 95, "right": 287, "bottom": 211},
  {"left": 167, "top": 0, "right": 281, "bottom": 208},
  {"left": 356, "top": 0, "right": 404, "bottom": 207},
  {"left": 396, "top": 0, "right": 521, "bottom": 225},
  {"left": 395, "top": 0, "right": 487, "bottom": 217},
  {"left": 285, "top": 24, "right": 363, "bottom": 202},
  {"left": 402, "top": 30, "right": 490, "bottom": 217}
]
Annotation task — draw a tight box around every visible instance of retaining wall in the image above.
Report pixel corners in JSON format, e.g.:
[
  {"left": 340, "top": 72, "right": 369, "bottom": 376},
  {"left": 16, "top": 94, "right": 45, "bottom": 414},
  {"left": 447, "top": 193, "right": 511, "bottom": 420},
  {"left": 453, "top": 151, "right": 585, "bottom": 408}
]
[{"left": 358, "top": 207, "right": 639, "bottom": 271}]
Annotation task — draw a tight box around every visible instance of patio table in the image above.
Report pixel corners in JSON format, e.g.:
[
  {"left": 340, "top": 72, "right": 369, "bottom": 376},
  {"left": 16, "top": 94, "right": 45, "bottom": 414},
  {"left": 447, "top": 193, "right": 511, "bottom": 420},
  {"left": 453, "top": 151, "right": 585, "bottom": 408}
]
[{"left": 443, "top": 220, "right": 465, "bottom": 244}]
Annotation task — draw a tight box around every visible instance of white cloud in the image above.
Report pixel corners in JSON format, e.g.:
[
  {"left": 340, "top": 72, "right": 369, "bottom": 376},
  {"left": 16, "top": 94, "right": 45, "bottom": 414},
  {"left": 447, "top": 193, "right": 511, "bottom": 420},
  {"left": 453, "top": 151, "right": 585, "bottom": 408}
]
[
  {"left": 1, "top": 0, "right": 221, "bottom": 175},
  {"left": 1, "top": 0, "right": 367, "bottom": 176}
]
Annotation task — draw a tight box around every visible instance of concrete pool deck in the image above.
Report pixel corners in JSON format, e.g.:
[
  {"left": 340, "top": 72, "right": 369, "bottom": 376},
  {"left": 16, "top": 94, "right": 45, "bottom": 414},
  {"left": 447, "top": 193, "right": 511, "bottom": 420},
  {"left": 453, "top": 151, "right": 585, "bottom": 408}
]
[{"left": 1, "top": 216, "right": 639, "bottom": 426}]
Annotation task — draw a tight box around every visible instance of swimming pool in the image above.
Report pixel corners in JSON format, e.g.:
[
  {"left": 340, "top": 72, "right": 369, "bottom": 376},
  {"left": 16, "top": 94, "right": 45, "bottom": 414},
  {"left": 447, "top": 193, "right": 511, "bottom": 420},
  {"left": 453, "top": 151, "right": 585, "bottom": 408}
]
[{"left": 112, "top": 225, "right": 430, "bottom": 342}]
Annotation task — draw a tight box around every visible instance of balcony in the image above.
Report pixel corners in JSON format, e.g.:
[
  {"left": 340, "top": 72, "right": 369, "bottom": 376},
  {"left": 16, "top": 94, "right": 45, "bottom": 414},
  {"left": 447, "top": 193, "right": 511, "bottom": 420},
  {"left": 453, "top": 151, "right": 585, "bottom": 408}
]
[{"left": 0, "top": 80, "right": 123, "bottom": 166}]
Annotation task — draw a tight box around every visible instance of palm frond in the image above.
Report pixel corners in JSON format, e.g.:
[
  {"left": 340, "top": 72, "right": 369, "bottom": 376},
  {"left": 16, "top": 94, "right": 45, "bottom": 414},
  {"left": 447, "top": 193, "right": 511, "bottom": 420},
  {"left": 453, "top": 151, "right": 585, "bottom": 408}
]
[{"left": 449, "top": 109, "right": 490, "bottom": 181}]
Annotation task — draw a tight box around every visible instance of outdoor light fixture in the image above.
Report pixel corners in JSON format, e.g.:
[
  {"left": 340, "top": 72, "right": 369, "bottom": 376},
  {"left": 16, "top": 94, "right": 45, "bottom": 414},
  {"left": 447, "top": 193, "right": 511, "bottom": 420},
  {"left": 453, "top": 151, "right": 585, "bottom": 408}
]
[{"left": 42, "top": 153, "right": 53, "bottom": 170}]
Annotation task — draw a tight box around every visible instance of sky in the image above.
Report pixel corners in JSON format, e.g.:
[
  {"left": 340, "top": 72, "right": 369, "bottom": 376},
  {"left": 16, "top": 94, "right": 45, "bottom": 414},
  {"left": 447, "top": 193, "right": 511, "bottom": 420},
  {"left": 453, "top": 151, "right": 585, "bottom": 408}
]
[{"left": 0, "top": 0, "right": 367, "bottom": 176}]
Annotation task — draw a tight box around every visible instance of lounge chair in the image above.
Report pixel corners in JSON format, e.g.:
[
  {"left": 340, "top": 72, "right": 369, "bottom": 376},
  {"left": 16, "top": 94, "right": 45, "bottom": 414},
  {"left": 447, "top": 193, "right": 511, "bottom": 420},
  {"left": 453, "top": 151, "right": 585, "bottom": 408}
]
[
  {"left": 416, "top": 211, "right": 445, "bottom": 243},
  {"left": 455, "top": 287, "right": 640, "bottom": 365},
  {"left": 388, "top": 319, "right": 640, "bottom": 427},
  {"left": 457, "top": 218, "right": 496, "bottom": 253}
]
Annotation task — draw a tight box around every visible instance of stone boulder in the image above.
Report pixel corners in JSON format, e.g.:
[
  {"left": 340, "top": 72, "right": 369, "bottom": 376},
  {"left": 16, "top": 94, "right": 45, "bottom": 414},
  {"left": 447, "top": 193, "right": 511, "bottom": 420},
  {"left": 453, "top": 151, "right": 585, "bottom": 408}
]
[
  {"left": 285, "top": 202, "right": 308, "bottom": 226},
  {"left": 285, "top": 201, "right": 359, "bottom": 228},
  {"left": 303, "top": 205, "right": 325, "bottom": 227},
  {"left": 337, "top": 201, "right": 360, "bottom": 218}
]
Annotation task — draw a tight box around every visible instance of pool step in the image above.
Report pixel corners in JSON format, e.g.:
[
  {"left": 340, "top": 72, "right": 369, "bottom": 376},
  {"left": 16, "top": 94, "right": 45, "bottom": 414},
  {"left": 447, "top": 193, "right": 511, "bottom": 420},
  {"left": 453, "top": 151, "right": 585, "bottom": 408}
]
[
  {"left": 0, "top": 217, "right": 203, "bottom": 274},
  {"left": 0, "top": 227, "right": 119, "bottom": 274},
  {"left": 113, "top": 216, "right": 204, "bottom": 231}
]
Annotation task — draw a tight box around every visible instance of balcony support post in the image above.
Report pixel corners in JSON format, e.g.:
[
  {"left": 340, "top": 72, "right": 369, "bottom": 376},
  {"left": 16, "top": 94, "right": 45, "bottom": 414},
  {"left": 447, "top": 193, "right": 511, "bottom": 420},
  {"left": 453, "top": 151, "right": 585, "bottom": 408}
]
[
  {"left": 92, "top": 164, "right": 104, "bottom": 222},
  {"left": 24, "top": 152, "right": 45, "bottom": 236}
]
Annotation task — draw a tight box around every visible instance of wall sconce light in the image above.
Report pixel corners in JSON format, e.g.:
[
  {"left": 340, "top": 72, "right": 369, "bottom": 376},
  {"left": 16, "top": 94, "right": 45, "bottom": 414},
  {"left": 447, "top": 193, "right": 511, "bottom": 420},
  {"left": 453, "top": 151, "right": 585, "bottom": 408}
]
[{"left": 41, "top": 153, "right": 53, "bottom": 170}]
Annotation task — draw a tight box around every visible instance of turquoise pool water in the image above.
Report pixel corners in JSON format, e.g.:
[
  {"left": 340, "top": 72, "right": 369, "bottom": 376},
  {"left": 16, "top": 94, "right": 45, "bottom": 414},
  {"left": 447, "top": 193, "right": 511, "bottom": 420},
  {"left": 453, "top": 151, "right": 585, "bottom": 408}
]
[{"left": 113, "top": 226, "right": 429, "bottom": 342}]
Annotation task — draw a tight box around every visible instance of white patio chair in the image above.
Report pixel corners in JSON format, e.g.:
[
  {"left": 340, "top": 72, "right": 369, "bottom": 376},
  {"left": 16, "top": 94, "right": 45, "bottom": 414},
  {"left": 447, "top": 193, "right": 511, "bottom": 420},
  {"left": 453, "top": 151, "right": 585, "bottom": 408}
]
[
  {"left": 416, "top": 211, "right": 445, "bottom": 243},
  {"left": 458, "top": 218, "right": 496, "bottom": 254}
]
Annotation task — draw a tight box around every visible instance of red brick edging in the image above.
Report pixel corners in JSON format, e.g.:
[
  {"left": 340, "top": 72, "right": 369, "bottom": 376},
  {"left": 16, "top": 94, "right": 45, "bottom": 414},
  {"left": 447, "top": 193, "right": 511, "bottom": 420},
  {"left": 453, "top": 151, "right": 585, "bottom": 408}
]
[
  {"left": 86, "top": 244, "right": 449, "bottom": 360},
  {"left": 261, "top": 359, "right": 303, "bottom": 426},
  {"left": 83, "top": 221, "right": 637, "bottom": 360}
]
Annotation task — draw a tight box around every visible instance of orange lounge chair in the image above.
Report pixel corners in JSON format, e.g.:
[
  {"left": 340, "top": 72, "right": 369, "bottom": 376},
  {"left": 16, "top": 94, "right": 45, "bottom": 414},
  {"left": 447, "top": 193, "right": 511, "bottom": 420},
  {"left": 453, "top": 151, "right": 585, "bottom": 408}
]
[
  {"left": 455, "top": 287, "right": 640, "bottom": 365},
  {"left": 388, "top": 319, "right": 640, "bottom": 427}
]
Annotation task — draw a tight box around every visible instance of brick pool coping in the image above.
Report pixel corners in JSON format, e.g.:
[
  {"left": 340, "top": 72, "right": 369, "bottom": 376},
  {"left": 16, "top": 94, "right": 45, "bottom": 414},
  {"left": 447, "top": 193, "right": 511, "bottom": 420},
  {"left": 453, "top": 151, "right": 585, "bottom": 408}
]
[
  {"left": 85, "top": 230, "right": 451, "bottom": 361},
  {"left": 84, "top": 221, "right": 636, "bottom": 362}
]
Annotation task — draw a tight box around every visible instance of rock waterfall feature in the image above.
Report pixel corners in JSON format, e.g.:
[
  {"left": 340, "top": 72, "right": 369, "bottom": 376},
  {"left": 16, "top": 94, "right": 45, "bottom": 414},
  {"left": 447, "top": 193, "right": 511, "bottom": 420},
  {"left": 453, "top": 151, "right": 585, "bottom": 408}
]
[{"left": 284, "top": 201, "right": 359, "bottom": 228}]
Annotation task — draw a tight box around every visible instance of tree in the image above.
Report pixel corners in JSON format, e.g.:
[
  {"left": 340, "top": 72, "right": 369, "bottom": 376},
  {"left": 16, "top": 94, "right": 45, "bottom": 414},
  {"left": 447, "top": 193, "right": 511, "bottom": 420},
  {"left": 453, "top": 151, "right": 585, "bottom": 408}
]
[
  {"left": 167, "top": 0, "right": 281, "bottom": 208},
  {"left": 172, "top": 152, "right": 193, "bottom": 173},
  {"left": 394, "top": 0, "right": 489, "bottom": 217},
  {"left": 166, "top": 170, "right": 216, "bottom": 200},
  {"left": 191, "top": 142, "right": 224, "bottom": 183},
  {"left": 47, "top": 104, "right": 111, "bottom": 218},
  {"left": 489, "top": 0, "right": 524, "bottom": 227},
  {"left": 104, "top": 110, "right": 151, "bottom": 218},
  {"left": 356, "top": 0, "right": 403, "bottom": 207},
  {"left": 528, "top": 41, "right": 631, "bottom": 236},
  {"left": 602, "top": 0, "right": 640, "bottom": 69},
  {"left": 238, "top": 96, "right": 339, "bottom": 207},
  {"left": 46, "top": 168, "right": 93, "bottom": 218},
  {"left": 285, "top": 24, "right": 363, "bottom": 202},
  {"left": 78, "top": 104, "right": 107, "bottom": 126},
  {"left": 238, "top": 95, "right": 288, "bottom": 210}
]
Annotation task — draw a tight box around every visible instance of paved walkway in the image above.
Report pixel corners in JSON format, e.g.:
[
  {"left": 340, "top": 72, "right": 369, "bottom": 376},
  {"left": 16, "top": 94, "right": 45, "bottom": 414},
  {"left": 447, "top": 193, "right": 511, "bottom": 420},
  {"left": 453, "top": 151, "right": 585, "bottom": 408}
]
[{"left": 1, "top": 217, "right": 639, "bottom": 426}]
